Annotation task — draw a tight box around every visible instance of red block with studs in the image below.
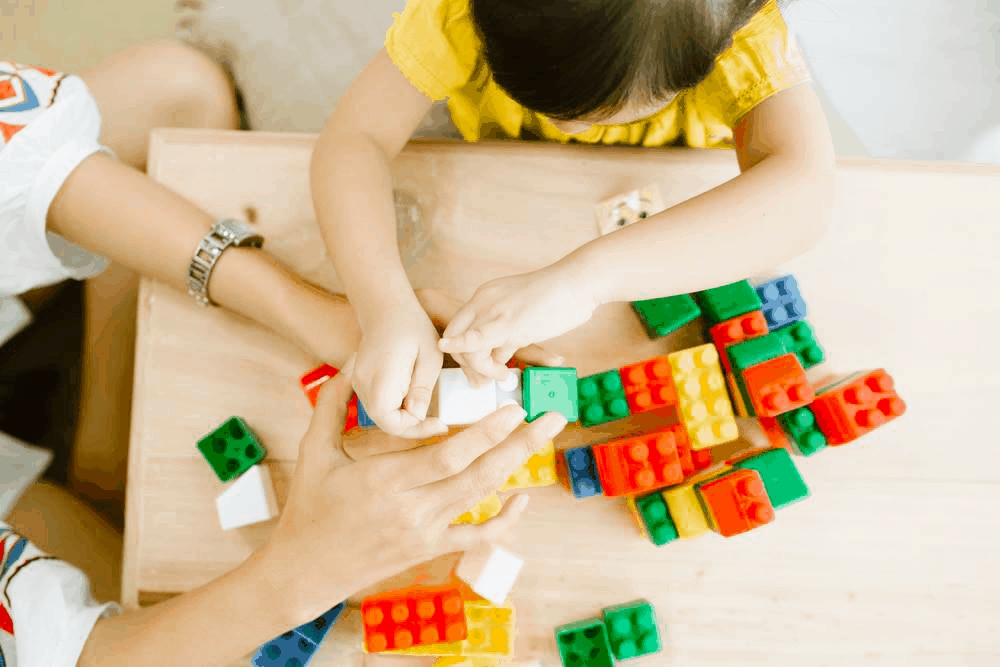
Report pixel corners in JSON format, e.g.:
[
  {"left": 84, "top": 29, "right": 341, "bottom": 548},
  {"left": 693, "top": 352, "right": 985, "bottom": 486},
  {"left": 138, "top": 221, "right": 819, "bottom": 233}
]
[
  {"left": 710, "top": 311, "right": 769, "bottom": 373},
  {"left": 361, "top": 585, "right": 467, "bottom": 653},
  {"left": 740, "top": 353, "right": 814, "bottom": 417},
  {"left": 300, "top": 364, "right": 339, "bottom": 407},
  {"left": 618, "top": 356, "right": 679, "bottom": 415},
  {"left": 696, "top": 468, "right": 775, "bottom": 537},
  {"left": 809, "top": 369, "right": 907, "bottom": 445},
  {"left": 593, "top": 425, "right": 687, "bottom": 496},
  {"left": 757, "top": 416, "right": 791, "bottom": 450}
]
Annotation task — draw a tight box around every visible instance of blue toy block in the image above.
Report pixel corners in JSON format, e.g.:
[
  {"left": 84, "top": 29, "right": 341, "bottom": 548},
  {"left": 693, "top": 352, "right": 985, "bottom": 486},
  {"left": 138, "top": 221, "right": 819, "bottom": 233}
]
[
  {"left": 356, "top": 398, "right": 376, "bottom": 428},
  {"left": 252, "top": 631, "right": 318, "bottom": 667},
  {"left": 294, "top": 603, "right": 345, "bottom": 644},
  {"left": 559, "top": 446, "right": 603, "bottom": 498},
  {"left": 754, "top": 275, "right": 807, "bottom": 331}
]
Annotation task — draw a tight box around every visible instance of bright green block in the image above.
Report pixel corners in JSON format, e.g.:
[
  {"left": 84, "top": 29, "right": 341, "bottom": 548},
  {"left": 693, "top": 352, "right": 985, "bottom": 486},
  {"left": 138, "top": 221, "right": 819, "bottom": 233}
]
[
  {"left": 577, "top": 370, "right": 630, "bottom": 427},
  {"left": 732, "top": 447, "right": 810, "bottom": 508},
  {"left": 778, "top": 407, "right": 828, "bottom": 456},
  {"left": 196, "top": 416, "right": 266, "bottom": 482},
  {"left": 634, "top": 492, "right": 679, "bottom": 546},
  {"left": 602, "top": 600, "right": 662, "bottom": 661},
  {"left": 694, "top": 280, "right": 762, "bottom": 325},
  {"left": 631, "top": 294, "right": 701, "bottom": 338},
  {"left": 556, "top": 618, "right": 615, "bottom": 667},
  {"left": 726, "top": 333, "right": 789, "bottom": 374},
  {"left": 523, "top": 367, "right": 579, "bottom": 423},
  {"left": 773, "top": 321, "right": 825, "bottom": 369}
]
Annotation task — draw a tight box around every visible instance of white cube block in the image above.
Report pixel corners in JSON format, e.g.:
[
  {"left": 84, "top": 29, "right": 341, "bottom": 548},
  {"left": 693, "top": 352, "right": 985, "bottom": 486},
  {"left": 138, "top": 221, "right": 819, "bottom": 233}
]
[
  {"left": 455, "top": 544, "right": 524, "bottom": 606},
  {"left": 434, "top": 369, "right": 498, "bottom": 426},
  {"left": 215, "top": 464, "right": 279, "bottom": 531},
  {"left": 494, "top": 369, "right": 523, "bottom": 409}
]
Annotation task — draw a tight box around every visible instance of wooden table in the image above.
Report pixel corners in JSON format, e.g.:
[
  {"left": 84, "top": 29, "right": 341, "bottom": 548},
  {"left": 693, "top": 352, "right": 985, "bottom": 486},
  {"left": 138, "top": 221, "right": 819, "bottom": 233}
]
[{"left": 124, "top": 129, "right": 1000, "bottom": 666}]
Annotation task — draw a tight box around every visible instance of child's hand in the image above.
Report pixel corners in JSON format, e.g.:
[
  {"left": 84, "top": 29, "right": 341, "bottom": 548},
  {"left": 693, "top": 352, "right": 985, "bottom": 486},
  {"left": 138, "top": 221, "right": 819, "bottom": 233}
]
[
  {"left": 437, "top": 268, "right": 597, "bottom": 380},
  {"left": 259, "top": 356, "right": 568, "bottom": 622}
]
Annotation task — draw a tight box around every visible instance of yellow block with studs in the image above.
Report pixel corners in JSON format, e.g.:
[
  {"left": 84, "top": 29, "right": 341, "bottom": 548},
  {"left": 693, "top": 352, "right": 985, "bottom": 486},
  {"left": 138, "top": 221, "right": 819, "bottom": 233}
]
[
  {"left": 390, "top": 602, "right": 515, "bottom": 657},
  {"left": 500, "top": 441, "right": 557, "bottom": 491},
  {"left": 667, "top": 344, "right": 739, "bottom": 450},
  {"left": 662, "top": 484, "right": 710, "bottom": 538},
  {"left": 453, "top": 494, "right": 503, "bottom": 525}
]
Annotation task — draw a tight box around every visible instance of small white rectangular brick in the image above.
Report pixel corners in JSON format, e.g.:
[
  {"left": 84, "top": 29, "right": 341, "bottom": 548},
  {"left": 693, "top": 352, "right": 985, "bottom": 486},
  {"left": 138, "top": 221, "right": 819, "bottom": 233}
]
[
  {"left": 455, "top": 544, "right": 524, "bottom": 606},
  {"left": 215, "top": 464, "right": 279, "bottom": 531},
  {"left": 494, "top": 368, "right": 523, "bottom": 409},
  {"left": 434, "top": 368, "right": 498, "bottom": 426}
]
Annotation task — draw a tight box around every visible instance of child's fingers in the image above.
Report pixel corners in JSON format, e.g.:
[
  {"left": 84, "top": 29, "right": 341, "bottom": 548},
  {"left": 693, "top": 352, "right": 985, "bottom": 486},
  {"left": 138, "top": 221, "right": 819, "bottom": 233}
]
[
  {"left": 404, "top": 345, "right": 443, "bottom": 420},
  {"left": 440, "top": 318, "right": 508, "bottom": 356},
  {"left": 440, "top": 303, "right": 478, "bottom": 341},
  {"left": 444, "top": 495, "right": 531, "bottom": 553},
  {"left": 465, "top": 348, "right": 510, "bottom": 383},
  {"left": 300, "top": 356, "right": 356, "bottom": 466},
  {"left": 509, "top": 344, "right": 565, "bottom": 368}
]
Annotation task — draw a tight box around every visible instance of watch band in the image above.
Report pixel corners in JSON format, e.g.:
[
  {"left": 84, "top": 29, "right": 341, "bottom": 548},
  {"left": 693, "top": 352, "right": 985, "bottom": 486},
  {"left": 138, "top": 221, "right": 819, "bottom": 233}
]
[{"left": 187, "top": 219, "right": 265, "bottom": 306}]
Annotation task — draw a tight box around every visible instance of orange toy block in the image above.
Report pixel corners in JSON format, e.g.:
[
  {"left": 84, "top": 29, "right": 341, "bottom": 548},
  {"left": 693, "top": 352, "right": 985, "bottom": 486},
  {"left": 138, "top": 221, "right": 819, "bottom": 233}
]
[
  {"left": 618, "top": 356, "right": 679, "bottom": 415},
  {"left": 300, "top": 364, "right": 338, "bottom": 407},
  {"left": 362, "top": 585, "right": 467, "bottom": 653},
  {"left": 592, "top": 425, "right": 687, "bottom": 497},
  {"left": 810, "top": 369, "right": 907, "bottom": 445},
  {"left": 696, "top": 468, "right": 775, "bottom": 537},
  {"left": 740, "top": 353, "right": 814, "bottom": 417},
  {"left": 757, "top": 416, "right": 791, "bottom": 450},
  {"left": 709, "top": 311, "right": 769, "bottom": 373}
]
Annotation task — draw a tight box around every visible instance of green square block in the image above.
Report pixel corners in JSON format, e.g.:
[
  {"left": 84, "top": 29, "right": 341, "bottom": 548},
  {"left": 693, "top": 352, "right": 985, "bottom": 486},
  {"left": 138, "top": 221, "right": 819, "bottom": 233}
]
[
  {"left": 634, "top": 492, "right": 678, "bottom": 546},
  {"left": 732, "top": 447, "right": 809, "bottom": 508},
  {"left": 524, "top": 367, "right": 579, "bottom": 423},
  {"left": 694, "top": 280, "right": 762, "bottom": 325},
  {"left": 602, "top": 599, "right": 662, "bottom": 660},
  {"left": 631, "top": 294, "right": 701, "bottom": 338},
  {"left": 556, "top": 618, "right": 615, "bottom": 667},
  {"left": 731, "top": 370, "right": 757, "bottom": 417},
  {"left": 726, "top": 333, "right": 789, "bottom": 374},
  {"left": 577, "top": 369, "right": 630, "bottom": 427},
  {"left": 777, "top": 407, "right": 828, "bottom": 456},
  {"left": 197, "top": 416, "right": 266, "bottom": 482},
  {"left": 773, "top": 321, "right": 825, "bottom": 369}
]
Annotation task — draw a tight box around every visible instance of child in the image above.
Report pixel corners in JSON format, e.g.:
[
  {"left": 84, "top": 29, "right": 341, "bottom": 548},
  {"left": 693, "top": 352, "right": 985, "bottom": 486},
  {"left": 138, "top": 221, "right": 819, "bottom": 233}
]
[{"left": 311, "top": 0, "right": 836, "bottom": 436}]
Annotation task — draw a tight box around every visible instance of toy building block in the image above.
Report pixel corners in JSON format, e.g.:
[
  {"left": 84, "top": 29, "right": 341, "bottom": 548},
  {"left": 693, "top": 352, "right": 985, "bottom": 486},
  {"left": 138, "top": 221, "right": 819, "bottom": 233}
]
[
  {"left": 709, "top": 310, "right": 769, "bottom": 373},
  {"left": 495, "top": 369, "right": 523, "bottom": 409},
  {"left": 300, "top": 364, "right": 338, "bottom": 407},
  {"left": 629, "top": 491, "right": 679, "bottom": 546},
  {"left": 694, "top": 280, "right": 762, "bottom": 325},
  {"left": 667, "top": 344, "right": 739, "bottom": 450},
  {"left": 252, "top": 630, "right": 319, "bottom": 667},
  {"left": 602, "top": 599, "right": 662, "bottom": 660},
  {"left": 738, "top": 353, "right": 814, "bottom": 417},
  {"left": 435, "top": 369, "right": 500, "bottom": 426},
  {"left": 295, "top": 603, "right": 346, "bottom": 644},
  {"left": 197, "top": 416, "right": 266, "bottom": 482},
  {"left": 726, "top": 374, "right": 751, "bottom": 418},
  {"left": 619, "top": 356, "right": 679, "bottom": 416},
  {"left": 690, "top": 445, "right": 714, "bottom": 474},
  {"left": 577, "top": 369, "right": 630, "bottom": 427},
  {"left": 592, "top": 426, "right": 686, "bottom": 497},
  {"left": 725, "top": 333, "right": 789, "bottom": 375},
  {"left": 344, "top": 394, "right": 359, "bottom": 433},
  {"left": 772, "top": 320, "right": 825, "bottom": 369},
  {"left": 594, "top": 184, "right": 665, "bottom": 236},
  {"left": 556, "top": 446, "right": 603, "bottom": 498},
  {"left": 523, "top": 367, "right": 579, "bottom": 423},
  {"left": 455, "top": 545, "right": 524, "bottom": 606},
  {"left": 696, "top": 468, "right": 775, "bottom": 537},
  {"left": 810, "top": 369, "right": 907, "bottom": 445},
  {"left": 731, "top": 448, "right": 809, "bottom": 509},
  {"left": 632, "top": 294, "right": 701, "bottom": 338},
  {"left": 215, "top": 464, "right": 279, "bottom": 531},
  {"left": 754, "top": 275, "right": 806, "bottom": 331},
  {"left": 356, "top": 397, "right": 377, "bottom": 429},
  {"left": 777, "top": 407, "right": 828, "bottom": 456},
  {"left": 453, "top": 494, "right": 503, "bottom": 525},
  {"left": 757, "top": 416, "right": 792, "bottom": 449},
  {"left": 555, "top": 618, "right": 615, "bottom": 667},
  {"left": 500, "top": 441, "right": 557, "bottom": 491},
  {"left": 663, "top": 483, "right": 711, "bottom": 538},
  {"left": 389, "top": 602, "right": 515, "bottom": 658},
  {"left": 361, "top": 584, "right": 467, "bottom": 653}
]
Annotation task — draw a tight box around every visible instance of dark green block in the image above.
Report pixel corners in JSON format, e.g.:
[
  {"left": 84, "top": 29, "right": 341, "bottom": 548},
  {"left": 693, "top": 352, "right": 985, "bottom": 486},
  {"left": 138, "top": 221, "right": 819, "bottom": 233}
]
[
  {"left": 631, "top": 294, "right": 701, "bottom": 338},
  {"left": 773, "top": 321, "right": 825, "bottom": 369},
  {"left": 635, "top": 492, "right": 679, "bottom": 546},
  {"left": 694, "top": 280, "right": 762, "bottom": 325},
  {"left": 732, "top": 447, "right": 809, "bottom": 508},
  {"left": 523, "top": 367, "right": 579, "bottom": 423},
  {"left": 726, "top": 333, "right": 789, "bottom": 374},
  {"left": 602, "top": 599, "right": 662, "bottom": 661},
  {"left": 577, "top": 370, "right": 630, "bottom": 427},
  {"left": 731, "top": 369, "right": 757, "bottom": 417},
  {"left": 778, "top": 407, "right": 828, "bottom": 456},
  {"left": 556, "top": 618, "right": 615, "bottom": 667},
  {"left": 197, "top": 416, "right": 266, "bottom": 482}
]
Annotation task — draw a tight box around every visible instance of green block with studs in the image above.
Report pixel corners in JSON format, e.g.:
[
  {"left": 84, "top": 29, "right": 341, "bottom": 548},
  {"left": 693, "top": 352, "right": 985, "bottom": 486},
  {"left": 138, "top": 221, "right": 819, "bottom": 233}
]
[
  {"left": 726, "top": 333, "right": 789, "bottom": 374},
  {"left": 602, "top": 599, "right": 662, "bottom": 661},
  {"left": 523, "top": 367, "right": 579, "bottom": 423},
  {"left": 694, "top": 280, "right": 762, "bottom": 325},
  {"left": 732, "top": 447, "right": 809, "bottom": 508},
  {"left": 632, "top": 294, "right": 701, "bottom": 338},
  {"left": 634, "top": 492, "right": 679, "bottom": 546},
  {"left": 197, "top": 416, "right": 266, "bottom": 482},
  {"left": 577, "top": 369, "right": 630, "bottom": 427},
  {"left": 556, "top": 618, "right": 615, "bottom": 667},
  {"left": 778, "top": 406, "right": 828, "bottom": 456},
  {"left": 773, "top": 320, "right": 825, "bottom": 369}
]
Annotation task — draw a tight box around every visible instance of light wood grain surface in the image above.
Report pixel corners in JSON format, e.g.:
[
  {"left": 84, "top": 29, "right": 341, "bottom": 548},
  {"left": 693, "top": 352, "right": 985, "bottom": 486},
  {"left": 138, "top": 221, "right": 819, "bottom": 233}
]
[{"left": 124, "top": 129, "right": 1000, "bottom": 666}]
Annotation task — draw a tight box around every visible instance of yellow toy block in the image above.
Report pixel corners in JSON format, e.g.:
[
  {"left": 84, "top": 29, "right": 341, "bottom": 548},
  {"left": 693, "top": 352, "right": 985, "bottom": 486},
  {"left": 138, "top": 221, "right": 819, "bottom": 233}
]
[
  {"left": 500, "top": 441, "right": 557, "bottom": 491},
  {"left": 431, "top": 658, "right": 504, "bottom": 667},
  {"left": 625, "top": 497, "right": 648, "bottom": 539},
  {"left": 391, "top": 602, "right": 515, "bottom": 657},
  {"left": 662, "top": 484, "right": 711, "bottom": 538},
  {"left": 453, "top": 494, "right": 503, "bottom": 525},
  {"left": 667, "top": 344, "right": 739, "bottom": 450}
]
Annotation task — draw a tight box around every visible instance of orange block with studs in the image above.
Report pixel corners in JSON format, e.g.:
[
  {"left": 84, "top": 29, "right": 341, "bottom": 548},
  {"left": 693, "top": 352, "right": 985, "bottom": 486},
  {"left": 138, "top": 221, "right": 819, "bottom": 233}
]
[
  {"left": 618, "top": 356, "right": 679, "bottom": 415},
  {"left": 696, "top": 468, "right": 775, "bottom": 537},
  {"left": 709, "top": 311, "right": 769, "bottom": 373},
  {"left": 362, "top": 585, "right": 467, "bottom": 653},
  {"left": 810, "top": 369, "right": 906, "bottom": 445},
  {"left": 592, "top": 425, "right": 687, "bottom": 496},
  {"left": 740, "top": 353, "right": 814, "bottom": 417},
  {"left": 757, "top": 417, "right": 791, "bottom": 450}
]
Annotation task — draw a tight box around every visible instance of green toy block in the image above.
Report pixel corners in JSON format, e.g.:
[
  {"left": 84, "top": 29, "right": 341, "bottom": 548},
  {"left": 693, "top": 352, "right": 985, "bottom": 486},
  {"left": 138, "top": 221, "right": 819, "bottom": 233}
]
[
  {"left": 773, "top": 321, "right": 825, "bottom": 369},
  {"left": 602, "top": 599, "right": 662, "bottom": 660},
  {"left": 694, "top": 280, "right": 762, "bottom": 325},
  {"left": 634, "top": 492, "right": 679, "bottom": 546},
  {"left": 732, "top": 447, "right": 809, "bottom": 508},
  {"left": 577, "top": 369, "right": 630, "bottom": 427},
  {"left": 778, "top": 407, "right": 828, "bottom": 456},
  {"left": 523, "top": 367, "right": 579, "bottom": 423},
  {"left": 555, "top": 618, "right": 615, "bottom": 667},
  {"left": 197, "top": 416, "right": 266, "bottom": 482},
  {"left": 730, "top": 370, "right": 757, "bottom": 417},
  {"left": 726, "top": 333, "right": 789, "bottom": 374},
  {"left": 631, "top": 294, "right": 701, "bottom": 338}
]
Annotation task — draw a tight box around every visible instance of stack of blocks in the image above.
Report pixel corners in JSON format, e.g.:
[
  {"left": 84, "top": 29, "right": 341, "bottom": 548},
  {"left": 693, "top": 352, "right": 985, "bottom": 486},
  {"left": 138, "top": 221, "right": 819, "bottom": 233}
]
[{"left": 556, "top": 599, "right": 662, "bottom": 666}]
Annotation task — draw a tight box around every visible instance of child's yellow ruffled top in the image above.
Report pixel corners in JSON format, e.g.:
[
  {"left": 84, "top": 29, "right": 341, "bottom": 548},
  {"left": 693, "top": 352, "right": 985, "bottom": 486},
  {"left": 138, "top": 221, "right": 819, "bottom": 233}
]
[{"left": 386, "top": 0, "right": 811, "bottom": 149}]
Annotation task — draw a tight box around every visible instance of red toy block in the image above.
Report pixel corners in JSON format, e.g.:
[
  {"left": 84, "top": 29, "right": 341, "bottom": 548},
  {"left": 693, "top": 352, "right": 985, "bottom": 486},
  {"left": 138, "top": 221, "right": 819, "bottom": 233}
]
[
  {"left": 696, "top": 468, "right": 775, "bottom": 537},
  {"left": 344, "top": 394, "right": 360, "bottom": 433},
  {"left": 300, "top": 364, "right": 339, "bottom": 407},
  {"left": 809, "top": 369, "right": 906, "bottom": 445},
  {"left": 618, "top": 357, "right": 679, "bottom": 415},
  {"left": 757, "top": 416, "right": 791, "bottom": 449},
  {"left": 710, "top": 311, "right": 769, "bottom": 373},
  {"left": 361, "top": 585, "right": 467, "bottom": 653},
  {"left": 593, "top": 425, "right": 687, "bottom": 496},
  {"left": 691, "top": 447, "right": 714, "bottom": 472},
  {"left": 740, "top": 353, "right": 814, "bottom": 417}
]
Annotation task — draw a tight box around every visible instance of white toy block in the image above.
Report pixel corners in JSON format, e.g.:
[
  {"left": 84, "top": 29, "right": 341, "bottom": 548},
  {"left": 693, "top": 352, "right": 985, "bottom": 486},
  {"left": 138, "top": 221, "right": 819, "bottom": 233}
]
[
  {"left": 434, "top": 369, "right": 498, "bottom": 426},
  {"left": 215, "top": 464, "right": 279, "bottom": 531},
  {"left": 494, "top": 369, "right": 523, "bottom": 409},
  {"left": 594, "top": 184, "right": 665, "bottom": 236},
  {"left": 0, "top": 296, "right": 32, "bottom": 348},
  {"left": 455, "top": 544, "right": 524, "bottom": 606}
]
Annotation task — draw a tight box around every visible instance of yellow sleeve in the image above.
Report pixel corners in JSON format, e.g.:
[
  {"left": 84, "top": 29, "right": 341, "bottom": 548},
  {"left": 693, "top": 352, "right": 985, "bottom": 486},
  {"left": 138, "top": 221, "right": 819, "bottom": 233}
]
[
  {"left": 384, "top": 0, "right": 481, "bottom": 102},
  {"left": 698, "top": 0, "right": 812, "bottom": 127}
]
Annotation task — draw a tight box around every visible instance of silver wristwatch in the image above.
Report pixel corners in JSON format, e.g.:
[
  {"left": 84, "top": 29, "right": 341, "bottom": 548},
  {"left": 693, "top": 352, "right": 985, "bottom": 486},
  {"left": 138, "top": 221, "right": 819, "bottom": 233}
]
[{"left": 187, "top": 219, "right": 265, "bottom": 306}]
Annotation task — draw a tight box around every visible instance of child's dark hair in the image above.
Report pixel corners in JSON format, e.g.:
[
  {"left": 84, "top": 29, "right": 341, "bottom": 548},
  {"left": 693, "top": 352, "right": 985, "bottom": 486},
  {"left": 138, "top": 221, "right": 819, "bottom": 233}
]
[{"left": 469, "top": 0, "right": 770, "bottom": 121}]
